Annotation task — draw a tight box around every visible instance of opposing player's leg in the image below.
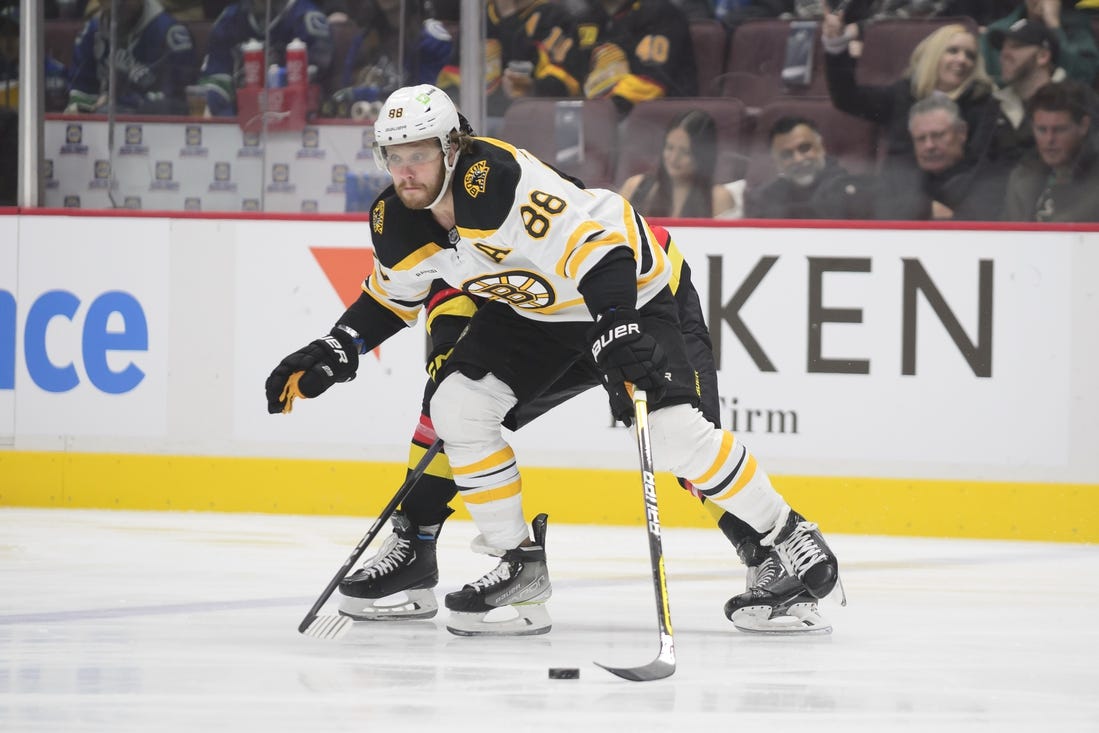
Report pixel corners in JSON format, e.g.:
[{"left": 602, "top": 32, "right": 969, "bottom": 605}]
[{"left": 338, "top": 413, "right": 456, "bottom": 620}]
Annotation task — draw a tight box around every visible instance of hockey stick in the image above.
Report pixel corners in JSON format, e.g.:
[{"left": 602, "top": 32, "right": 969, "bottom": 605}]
[
  {"left": 595, "top": 389, "right": 676, "bottom": 681},
  {"left": 298, "top": 438, "right": 444, "bottom": 640}
]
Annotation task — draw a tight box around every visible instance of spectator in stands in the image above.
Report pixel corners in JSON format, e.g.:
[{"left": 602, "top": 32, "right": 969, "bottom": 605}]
[
  {"left": 569, "top": 0, "right": 698, "bottom": 117},
  {"left": 744, "top": 115, "right": 874, "bottom": 219},
  {"left": 199, "top": 0, "right": 332, "bottom": 116},
  {"left": 618, "top": 109, "right": 739, "bottom": 217},
  {"left": 714, "top": 0, "right": 824, "bottom": 33},
  {"left": 836, "top": 0, "right": 1005, "bottom": 26},
  {"left": 980, "top": 0, "right": 1099, "bottom": 87},
  {"left": 66, "top": 0, "right": 198, "bottom": 115},
  {"left": 875, "top": 95, "right": 1008, "bottom": 219},
  {"left": 822, "top": 16, "right": 999, "bottom": 172},
  {"left": 1004, "top": 80, "right": 1099, "bottom": 220},
  {"left": 436, "top": 0, "right": 588, "bottom": 118},
  {"left": 2, "top": 3, "right": 70, "bottom": 112},
  {"left": 84, "top": 0, "right": 206, "bottom": 21},
  {"left": 322, "top": 0, "right": 452, "bottom": 118}
]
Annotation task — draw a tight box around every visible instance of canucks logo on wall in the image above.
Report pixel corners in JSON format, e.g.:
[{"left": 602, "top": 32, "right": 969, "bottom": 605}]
[
  {"left": 327, "top": 164, "right": 347, "bottom": 194},
  {"left": 124, "top": 196, "right": 142, "bottom": 209},
  {"left": 63, "top": 194, "right": 81, "bottom": 207},
  {"left": 238, "top": 129, "right": 263, "bottom": 158},
  {"left": 90, "top": 159, "right": 112, "bottom": 189},
  {"left": 209, "top": 161, "right": 237, "bottom": 192},
  {"left": 60, "top": 123, "right": 88, "bottom": 155},
  {"left": 184, "top": 197, "right": 202, "bottom": 211},
  {"left": 151, "top": 161, "right": 180, "bottom": 191},
  {"left": 120, "top": 124, "right": 148, "bottom": 156},
  {"left": 297, "top": 127, "right": 325, "bottom": 159},
  {"left": 242, "top": 198, "right": 260, "bottom": 211},
  {"left": 181, "top": 125, "right": 208, "bottom": 157},
  {"left": 266, "top": 163, "right": 295, "bottom": 193},
  {"left": 301, "top": 199, "right": 319, "bottom": 213}
]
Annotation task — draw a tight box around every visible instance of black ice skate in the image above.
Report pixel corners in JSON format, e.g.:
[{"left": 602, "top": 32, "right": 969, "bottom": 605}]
[
  {"left": 762, "top": 508, "right": 842, "bottom": 600},
  {"left": 444, "top": 513, "right": 551, "bottom": 637},
  {"left": 337, "top": 512, "right": 440, "bottom": 621},
  {"left": 724, "top": 550, "right": 832, "bottom": 633}
]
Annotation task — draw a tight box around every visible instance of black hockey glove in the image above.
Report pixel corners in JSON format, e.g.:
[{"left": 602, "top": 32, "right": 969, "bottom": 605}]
[
  {"left": 589, "top": 308, "right": 669, "bottom": 417},
  {"left": 265, "top": 326, "right": 360, "bottom": 414}
]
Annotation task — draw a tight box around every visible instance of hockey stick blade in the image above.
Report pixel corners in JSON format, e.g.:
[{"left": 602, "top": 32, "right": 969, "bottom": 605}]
[
  {"left": 595, "top": 633, "right": 676, "bottom": 681},
  {"left": 595, "top": 389, "right": 677, "bottom": 681},
  {"left": 297, "top": 439, "right": 444, "bottom": 639}
]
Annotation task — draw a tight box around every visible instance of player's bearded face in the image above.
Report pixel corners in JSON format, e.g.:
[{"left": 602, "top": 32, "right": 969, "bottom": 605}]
[{"left": 384, "top": 140, "right": 447, "bottom": 209}]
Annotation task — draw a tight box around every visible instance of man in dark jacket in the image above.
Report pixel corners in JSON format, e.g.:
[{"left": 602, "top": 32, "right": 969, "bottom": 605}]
[
  {"left": 745, "top": 115, "right": 873, "bottom": 219},
  {"left": 875, "top": 95, "right": 1009, "bottom": 220},
  {"left": 1004, "top": 80, "right": 1099, "bottom": 221}
]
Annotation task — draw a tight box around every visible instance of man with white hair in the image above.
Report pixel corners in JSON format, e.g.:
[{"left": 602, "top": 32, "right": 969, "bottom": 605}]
[{"left": 875, "top": 95, "right": 1008, "bottom": 220}]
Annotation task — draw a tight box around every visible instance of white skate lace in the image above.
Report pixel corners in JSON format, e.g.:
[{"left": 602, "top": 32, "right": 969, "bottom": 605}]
[
  {"left": 468, "top": 560, "right": 515, "bottom": 591},
  {"left": 778, "top": 522, "right": 827, "bottom": 576},
  {"left": 361, "top": 534, "right": 412, "bottom": 578}
]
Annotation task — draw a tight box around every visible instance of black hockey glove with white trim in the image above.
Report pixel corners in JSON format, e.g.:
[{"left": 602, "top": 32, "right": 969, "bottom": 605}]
[
  {"left": 265, "top": 326, "right": 361, "bottom": 414},
  {"left": 589, "top": 308, "right": 669, "bottom": 416}
]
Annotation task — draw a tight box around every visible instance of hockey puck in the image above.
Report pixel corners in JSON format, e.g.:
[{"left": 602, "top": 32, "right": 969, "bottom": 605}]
[{"left": 548, "top": 667, "right": 580, "bottom": 680}]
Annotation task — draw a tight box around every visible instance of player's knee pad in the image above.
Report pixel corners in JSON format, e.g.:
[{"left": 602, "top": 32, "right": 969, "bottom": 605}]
[
  {"left": 430, "top": 372, "right": 517, "bottom": 451},
  {"left": 648, "top": 403, "right": 726, "bottom": 477}
]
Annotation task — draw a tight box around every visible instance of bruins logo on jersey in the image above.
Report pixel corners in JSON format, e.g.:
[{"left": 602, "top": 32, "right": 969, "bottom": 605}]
[
  {"left": 464, "top": 160, "right": 490, "bottom": 198},
  {"left": 464, "top": 270, "right": 555, "bottom": 310},
  {"left": 372, "top": 199, "right": 385, "bottom": 233}
]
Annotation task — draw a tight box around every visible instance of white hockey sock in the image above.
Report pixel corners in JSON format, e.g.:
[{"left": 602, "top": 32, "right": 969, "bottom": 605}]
[
  {"left": 431, "top": 372, "right": 529, "bottom": 550},
  {"left": 649, "top": 403, "right": 788, "bottom": 533}
]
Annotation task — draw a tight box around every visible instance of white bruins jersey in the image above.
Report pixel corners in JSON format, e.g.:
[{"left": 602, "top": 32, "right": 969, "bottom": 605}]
[{"left": 365, "top": 136, "right": 671, "bottom": 325}]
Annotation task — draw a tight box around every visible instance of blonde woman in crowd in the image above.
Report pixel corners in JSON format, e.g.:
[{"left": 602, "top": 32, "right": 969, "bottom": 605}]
[{"left": 821, "top": 17, "right": 1000, "bottom": 170}]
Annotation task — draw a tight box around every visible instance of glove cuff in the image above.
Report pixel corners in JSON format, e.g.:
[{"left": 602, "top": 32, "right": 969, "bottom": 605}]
[{"left": 332, "top": 324, "right": 366, "bottom": 354}]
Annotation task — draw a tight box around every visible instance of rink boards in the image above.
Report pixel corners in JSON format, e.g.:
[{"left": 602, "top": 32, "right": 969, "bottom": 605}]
[{"left": 1, "top": 211, "right": 1097, "bottom": 542}]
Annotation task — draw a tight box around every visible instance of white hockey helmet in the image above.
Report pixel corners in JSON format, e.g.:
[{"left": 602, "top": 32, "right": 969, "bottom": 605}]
[{"left": 372, "top": 84, "right": 460, "bottom": 173}]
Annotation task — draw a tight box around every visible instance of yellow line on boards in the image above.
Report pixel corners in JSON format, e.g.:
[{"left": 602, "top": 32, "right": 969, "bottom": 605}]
[{"left": 1, "top": 451, "right": 1096, "bottom": 543}]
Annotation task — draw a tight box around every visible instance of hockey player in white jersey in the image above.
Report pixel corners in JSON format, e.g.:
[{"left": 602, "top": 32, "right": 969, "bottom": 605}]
[{"left": 265, "top": 83, "right": 842, "bottom": 635}]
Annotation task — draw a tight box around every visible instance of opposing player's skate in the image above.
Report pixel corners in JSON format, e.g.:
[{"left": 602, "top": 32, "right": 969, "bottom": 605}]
[
  {"left": 445, "top": 513, "right": 551, "bottom": 637},
  {"left": 337, "top": 512, "right": 441, "bottom": 620},
  {"left": 724, "top": 550, "right": 832, "bottom": 633},
  {"left": 762, "top": 508, "right": 842, "bottom": 600}
]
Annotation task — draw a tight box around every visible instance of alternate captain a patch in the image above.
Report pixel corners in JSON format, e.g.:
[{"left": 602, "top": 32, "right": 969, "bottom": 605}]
[
  {"left": 464, "top": 160, "right": 490, "bottom": 198},
  {"left": 372, "top": 199, "right": 385, "bottom": 233}
]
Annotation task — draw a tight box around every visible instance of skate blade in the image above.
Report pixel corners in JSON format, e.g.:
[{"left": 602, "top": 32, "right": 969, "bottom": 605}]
[
  {"left": 730, "top": 603, "right": 832, "bottom": 635},
  {"left": 300, "top": 614, "right": 354, "bottom": 640},
  {"left": 337, "top": 589, "right": 439, "bottom": 621},
  {"left": 445, "top": 603, "right": 552, "bottom": 637}
]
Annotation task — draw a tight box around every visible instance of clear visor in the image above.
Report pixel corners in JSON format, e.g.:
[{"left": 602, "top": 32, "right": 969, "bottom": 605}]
[{"left": 372, "top": 139, "right": 446, "bottom": 172}]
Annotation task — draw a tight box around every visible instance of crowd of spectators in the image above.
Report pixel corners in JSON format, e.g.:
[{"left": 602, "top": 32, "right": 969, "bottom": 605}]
[{"left": 8, "top": 0, "right": 1099, "bottom": 219}]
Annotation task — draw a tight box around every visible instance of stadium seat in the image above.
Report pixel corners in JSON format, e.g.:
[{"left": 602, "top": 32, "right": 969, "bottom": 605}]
[
  {"left": 499, "top": 97, "right": 619, "bottom": 189},
  {"left": 613, "top": 97, "right": 747, "bottom": 187},
  {"left": 689, "top": 19, "right": 729, "bottom": 96},
  {"left": 719, "top": 18, "right": 829, "bottom": 107},
  {"left": 855, "top": 16, "right": 980, "bottom": 87},
  {"left": 745, "top": 98, "right": 879, "bottom": 187}
]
